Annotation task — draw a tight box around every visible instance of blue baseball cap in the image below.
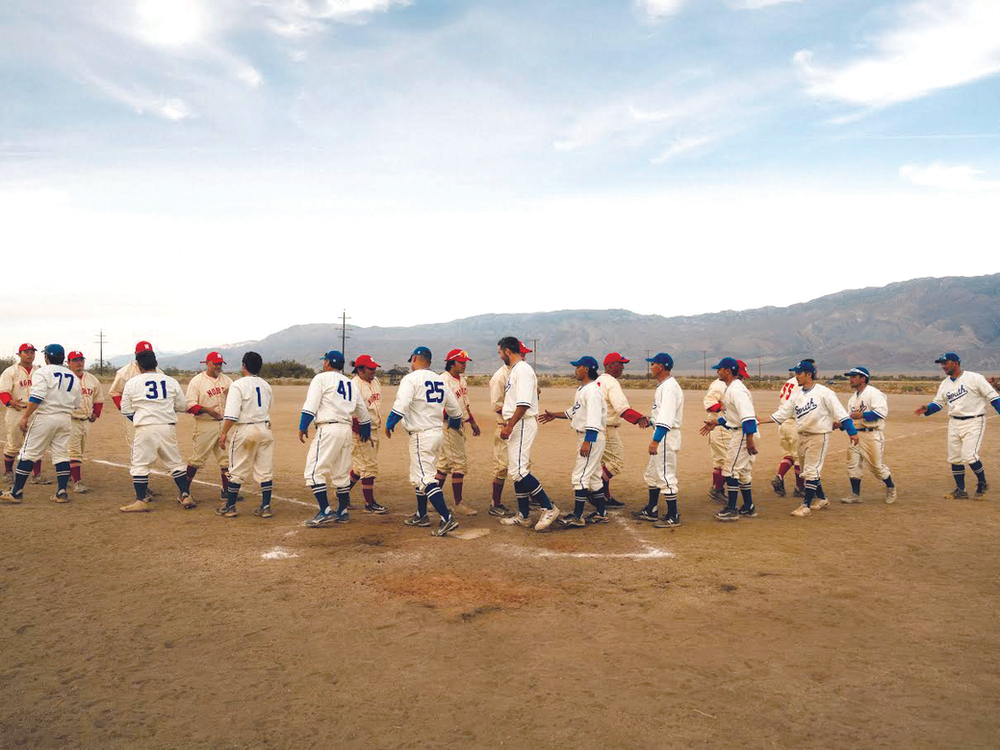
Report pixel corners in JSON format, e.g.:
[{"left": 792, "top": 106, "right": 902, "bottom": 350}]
[
  {"left": 408, "top": 346, "right": 432, "bottom": 362},
  {"left": 711, "top": 357, "right": 739, "bottom": 371},
  {"left": 43, "top": 344, "right": 65, "bottom": 359},
  {"left": 844, "top": 366, "right": 870, "bottom": 379},
  {"left": 323, "top": 350, "right": 345, "bottom": 367},
  {"left": 570, "top": 355, "right": 598, "bottom": 369},
  {"left": 646, "top": 352, "right": 674, "bottom": 368},
  {"left": 934, "top": 352, "right": 960, "bottom": 364},
  {"left": 790, "top": 360, "right": 816, "bottom": 374}
]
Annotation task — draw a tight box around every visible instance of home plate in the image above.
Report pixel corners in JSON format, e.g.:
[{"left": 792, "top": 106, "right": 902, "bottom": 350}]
[
  {"left": 262, "top": 547, "right": 299, "bottom": 559},
  {"left": 449, "top": 529, "right": 491, "bottom": 540}
]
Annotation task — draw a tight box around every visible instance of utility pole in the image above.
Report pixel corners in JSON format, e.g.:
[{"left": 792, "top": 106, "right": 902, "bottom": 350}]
[
  {"left": 757, "top": 356, "right": 762, "bottom": 379},
  {"left": 336, "top": 309, "right": 351, "bottom": 357},
  {"left": 94, "top": 329, "right": 108, "bottom": 374},
  {"left": 531, "top": 339, "right": 538, "bottom": 370},
  {"left": 702, "top": 350, "right": 708, "bottom": 379},
  {"left": 646, "top": 349, "right": 652, "bottom": 377}
]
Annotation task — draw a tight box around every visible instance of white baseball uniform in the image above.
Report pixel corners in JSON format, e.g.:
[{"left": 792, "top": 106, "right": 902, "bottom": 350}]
[
  {"left": 110, "top": 360, "right": 163, "bottom": 456},
  {"left": 502, "top": 360, "right": 540, "bottom": 482},
  {"left": 186, "top": 372, "right": 233, "bottom": 469},
  {"left": 437, "top": 370, "right": 471, "bottom": 474},
  {"left": 777, "top": 376, "right": 801, "bottom": 461},
  {"left": 489, "top": 365, "right": 510, "bottom": 480},
  {"left": 18, "top": 364, "right": 80, "bottom": 464},
  {"left": 389, "top": 369, "right": 462, "bottom": 492},
  {"left": 224, "top": 376, "right": 274, "bottom": 486},
  {"left": 595, "top": 372, "right": 632, "bottom": 477},
  {"left": 644, "top": 376, "right": 684, "bottom": 495},
  {"left": 69, "top": 371, "right": 104, "bottom": 461},
  {"left": 719, "top": 378, "right": 756, "bottom": 484},
  {"left": 703, "top": 377, "right": 731, "bottom": 469},
  {"left": 302, "top": 371, "right": 371, "bottom": 490},
  {"left": 929, "top": 371, "right": 999, "bottom": 465},
  {"left": 120, "top": 372, "right": 187, "bottom": 478},
  {"left": 566, "top": 380, "right": 607, "bottom": 492},
  {"left": 846, "top": 384, "right": 891, "bottom": 481},
  {"left": 351, "top": 375, "right": 382, "bottom": 479},
  {"left": 1, "top": 363, "right": 35, "bottom": 459},
  {"left": 771, "top": 383, "right": 850, "bottom": 481}
]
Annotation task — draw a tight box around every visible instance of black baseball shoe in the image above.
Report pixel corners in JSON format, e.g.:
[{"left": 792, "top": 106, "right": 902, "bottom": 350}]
[
  {"left": 560, "top": 514, "right": 586, "bottom": 528},
  {"left": 632, "top": 507, "right": 659, "bottom": 522},
  {"left": 585, "top": 512, "right": 609, "bottom": 524},
  {"left": 404, "top": 513, "right": 431, "bottom": 527},
  {"left": 432, "top": 516, "right": 459, "bottom": 537},
  {"left": 307, "top": 510, "right": 336, "bottom": 527},
  {"left": 715, "top": 508, "right": 739, "bottom": 522},
  {"left": 488, "top": 503, "right": 514, "bottom": 517},
  {"left": 770, "top": 476, "right": 786, "bottom": 497},
  {"left": 738, "top": 504, "right": 757, "bottom": 518},
  {"left": 653, "top": 515, "right": 681, "bottom": 529},
  {"left": 975, "top": 482, "right": 989, "bottom": 498},
  {"left": 364, "top": 502, "right": 388, "bottom": 514},
  {"left": 604, "top": 496, "right": 625, "bottom": 509}
]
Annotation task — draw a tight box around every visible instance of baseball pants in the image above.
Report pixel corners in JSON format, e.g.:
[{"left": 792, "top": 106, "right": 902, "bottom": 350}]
[
  {"left": 304, "top": 422, "right": 352, "bottom": 490},
  {"left": 351, "top": 430, "right": 380, "bottom": 479},
  {"left": 130, "top": 424, "right": 186, "bottom": 477},
  {"left": 602, "top": 425, "right": 625, "bottom": 476},
  {"left": 68, "top": 418, "right": 90, "bottom": 461},
  {"left": 228, "top": 422, "right": 274, "bottom": 486},
  {"left": 4, "top": 408, "right": 26, "bottom": 458},
  {"left": 722, "top": 428, "right": 755, "bottom": 484},
  {"left": 644, "top": 429, "right": 681, "bottom": 496},
  {"left": 18, "top": 413, "right": 70, "bottom": 464},
  {"left": 571, "top": 431, "right": 606, "bottom": 492},
  {"left": 491, "top": 423, "right": 508, "bottom": 480},
  {"left": 779, "top": 420, "right": 800, "bottom": 462},
  {"left": 797, "top": 432, "right": 830, "bottom": 482},
  {"left": 847, "top": 430, "right": 891, "bottom": 481},
  {"left": 436, "top": 424, "right": 468, "bottom": 474},
  {"left": 506, "top": 416, "right": 538, "bottom": 482},
  {"left": 188, "top": 419, "right": 229, "bottom": 469},
  {"left": 947, "top": 416, "right": 986, "bottom": 465},
  {"left": 709, "top": 425, "right": 733, "bottom": 470},
  {"left": 408, "top": 427, "right": 444, "bottom": 493}
]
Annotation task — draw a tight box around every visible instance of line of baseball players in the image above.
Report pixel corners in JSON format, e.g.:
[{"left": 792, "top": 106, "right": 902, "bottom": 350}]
[{"left": 2, "top": 340, "right": 998, "bottom": 535}]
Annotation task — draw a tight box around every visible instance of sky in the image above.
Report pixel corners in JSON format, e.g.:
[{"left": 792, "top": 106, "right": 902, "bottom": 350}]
[{"left": 1, "top": 0, "right": 998, "bottom": 359}]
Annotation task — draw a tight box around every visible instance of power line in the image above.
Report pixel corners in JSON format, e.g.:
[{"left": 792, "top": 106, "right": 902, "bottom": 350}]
[
  {"left": 531, "top": 339, "right": 538, "bottom": 370},
  {"left": 336, "top": 310, "right": 351, "bottom": 357}
]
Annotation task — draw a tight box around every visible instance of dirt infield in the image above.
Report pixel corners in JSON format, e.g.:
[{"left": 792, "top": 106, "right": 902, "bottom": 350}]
[{"left": 2, "top": 385, "right": 999, "bottom": 748}]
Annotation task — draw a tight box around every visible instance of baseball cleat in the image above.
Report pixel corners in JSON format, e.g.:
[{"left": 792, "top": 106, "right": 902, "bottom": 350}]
[
  {"left": 254, "top": 505, "right": 274, "bottom": 518},
  {"left": 944, "top": 489, "right": 968, "bottom": 500},
  {"left": 840, "top": 494, "right": 863, "bottom": 504},
  {"left": 975, "top": 482, "right": 989, "bottom": 499},
  {"left": 488, "top": 503, "right": 514, "bottom": 517},
  {"left": 452, "top": 503, "right": 478, "bottom": 516},
  {"left": 715, "top": 508, "right": 739, "bottom": 522},
  {"left": 632, "top": 508, "right": 659, "bottom": 522},
  {"left": 604, "top": 497, "right": 625, "bottom": 509},
  {"left": 791, "top": 504, "right": 811, "bottom": 517},
  {"left": 770, "top": 476, "right": 786, "bottom": 497},
  {"left": 177, "top": 493, "right": 197, "bottom": 510},
  {"left": 73, "top": 482, "right": 90, "bottom": 494},
  {"left": 363, "top": 502, "right": 388, "bottom": 515},
  {"left": 307, "top": 510, "right": 336, "bottom": 527},
  {"left": 559, "top": 514, "right": 586, "bottom": 528},
  {"left": 535, "top": 505, "right": 560, "bottom": 531},
  {"left": 214, "top": 504, "right": 237, "bottom": 518},
  {"left": 29, "top": 475, "right": 52, "bottom": 485},
  {"left": 119, "top": 499, "right": 149, "bottom": 513},
  {"left": 585, "top": 512, "right": 609, "bottom": 524},
  {"left": 811, "top": 498, "right": 830, "bottom": 510},
  {"left": 432, "top": 516, "right": 459, "bottom": 537},
  {"left": 885, "top": 487, "right": 897, "bottom": 505},
  {"left": 738, "top": 504, "right": 757, "bottom": 518},
  {"left": 333, "top": 509, "right": 350, "bottom": 523},
  {"left": 501, "top": 513, "right": 532, "bottom": 527},
  {"left": 403, "top": 513, "right": 431, "bottom": 527},
  {"left": 653, "top": 515, "right": 681, "bottom": 529},
  {"left": 1, "top": 489, "right": 24, "bottom": 504},
  {"left": 52, "top": 490, "right": 70, "bottom": 504}
]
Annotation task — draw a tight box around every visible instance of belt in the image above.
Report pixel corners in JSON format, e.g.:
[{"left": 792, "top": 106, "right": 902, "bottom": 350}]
[
  {"left": 72, "top": 417, "right": 89, "bottom": 421},
  {"left": 237, "top": 420, "right": 271, "bottom": 426},
  {"left": 721, "top": 425, "right": 739, "bottom": 431},
  {"left": 316, "top": 420, "right": 350, "bottom": 426},
  {"left": 952, "top": 414, "right": 983, "bottom": 420},
  {"left": 856, "top": 427, "right": 879, "bottom": 432},
  {"left": 606, "top": 424, "right": 619, "bottom": 429}
]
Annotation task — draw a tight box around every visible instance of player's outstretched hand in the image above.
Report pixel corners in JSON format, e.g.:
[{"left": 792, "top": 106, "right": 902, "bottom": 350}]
[
  {"left": 914, "top": 405, "right": 928, "bottom": 416},
  {"left": 538, "top": 410, "right": 555, "bottom": 424},
  {"left": 637, "top": 416, "right": 650, "bottom": 429},
  {"left": 298, "top": 429, "right": 308, "bottom": 444},
  {"left": 699, "top": 419, "right": 717, "bottom": 436}
]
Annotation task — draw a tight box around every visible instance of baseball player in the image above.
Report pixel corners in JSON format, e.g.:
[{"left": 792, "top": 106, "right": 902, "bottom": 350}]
[
  {"left": 703, "top": 371, "right": 729, "bottom": 502},
  {"left": 915, "top": 353, "right": 1000, "bottom": 499},
  {"left": 495, "top": 336, "right": 561, "bottom": 531},
  {"left": 185, "top": 352, "right": 233, "bottom": 500},
  {"left": 761, "top": 360, "right": 858, "bottom": 517},
  {"left": 347, "top": 354, "right": 387, "bottom": 514},
  {"left": 384, "top": 346, "right": 464, "bottom": 537},
  {"left": 838, "top": 366, "right": 897, "bottom": 504},
  {"left": 1, "top": 344, "right": 46, "bottom": 484},
  {"left": 539, "top": 355, "right": 608, "bottom": 526},
  {"left": 118, "top": 350, "right": 194, "bottom": 512},
  {"left": 299, "top": 351, "right": 371, "bottom": 527},
  {"left": 486, "top": 340, "right": 532, "bottom": 518},
  {"left": 216, "top": 352, "right": 274, "bottom": 518},
  {"left": 0, "top": 345, "right": 78, "bottom": 504},
  {"left": 110, "top": 341, "right": 163, "bottom": 495},
  {"left": 700, "top": 358, "right": 758, "bottom": 521},
  {"left": 596, "top": 353, "right": 647, "bottom": 508},
  {"left": 434, "top": 348, "right": 481, "bottom": 516},
  {"left": 771, "top": 359, "right": 814, "bottom": 498},
  {"left": 632, "top": 353, "right": 684, "bottom": 528},
  {"left": 66, "top": 351, "right": 104, "bottom": 493}
]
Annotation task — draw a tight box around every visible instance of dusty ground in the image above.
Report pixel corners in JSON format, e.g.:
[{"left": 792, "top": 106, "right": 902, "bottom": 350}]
[{"left": 2, "top": 383, "right": 999, "bottom": 749}]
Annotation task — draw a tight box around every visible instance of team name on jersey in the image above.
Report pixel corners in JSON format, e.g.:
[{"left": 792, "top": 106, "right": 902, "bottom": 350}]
[
  {"left": 81, "top": 386, "right": 96, "bottom": 397},
  {"left": 204, "top": 386, "right": 226, "bottom": 398},
  {"left": 794, "top": 398, "right": 818, "bottom": 420},
  {"left": 367, "top": 392, "right": 381, "bottom": 407},
  {"left": 945, "top": 384, "right": 968, "bottom": 404}
]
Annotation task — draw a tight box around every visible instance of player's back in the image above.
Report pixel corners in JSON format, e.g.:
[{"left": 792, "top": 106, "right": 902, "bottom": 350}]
[
  {"left": 304, "top": 370, "right": 359, "bottom": 424},
  {"left": 123, "top": 372, "right": 185, "bottom": 426},
  {"left": 227, "top": 376, "right": 272, "bottom": 423},
  {"left": 398, "top": 369, "right": 449, "bottom": 431},
  {"left": 31, "top": 364, "right": 80, "bottom": 416}
]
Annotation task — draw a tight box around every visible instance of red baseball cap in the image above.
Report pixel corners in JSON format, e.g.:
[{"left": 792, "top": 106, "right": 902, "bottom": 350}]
[
  {"left": 135, "top": 341, "right": 153, "bottom": 354},
  {"left": 603, "top": 352, "right": 630, "bottom": 366},
  {"left": 67, "top": 351, "right": 85, "bottom": 361},
  {"left": 518, "top": 340, "right": 532, "bottom": 354},
  {"left": 353, "top": 354, "right": 380, "bottom": 369},
  {"left": 737, "top": 359, "right": 750, "bottom": 379},
  {"left": 201, "top": 352, "right": 225, "bottom": 365},
  {"left": 17, "top": 343, "right": 35, "bottom": 353},
  {"left": 445, "top": 348, "right": 472, "bottom": 362}
]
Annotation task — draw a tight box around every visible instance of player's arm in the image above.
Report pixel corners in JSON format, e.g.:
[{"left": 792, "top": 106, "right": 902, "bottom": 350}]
[
  {"left": 538, "top": 406, "right": 568, "bottom": 424},
  {"left": 90, "top": 379, "right": 105, "bottom": 420},
  {"left": 763, "top": 397, "right": 795, "bottom": 425},
  {"left": 649, "top": 391, "right": 677, "bottom": 454},
  {"left": 0, "top": 368, "right": 14, "bottom": 408},
  {"left": 826, "top": 391, "right": 858, "bottom": 440},
  {"left": 578, "top": 387, "right": 604, "bottom": 457},
  {"left": 172, "top": 381, "right": 187, "bottom": 413},
  {"left": 442, "top": 384, "right": 463, "bottom": 430},
  {"left": 219, "top": 385, "right": 242, "bottom": 449},
  {"left": 916, "top": 381, "right": 948, "bottom": 416},
  {"left": 971, "top": 373, "right": 1000, "bottom": 415},
  {"left": 353, "top": 392, "right": 372, "bottom": 443},
  {"left": 863, "top": 390, "right": 888, "bottom": 422},
  {"left": 385, "top": 377, "right": 415, "bottom": 438},
  {"left": 109, "top": 368, "right": 127, "bottom": 409},
  {"left": 609, "top": 380, "right": 645, "bottom": 425},
  {"left": 120, "top": 382, "right": 135, "bottom": 421},
  {"left": 185, "top": 377, "right": 205, "bottom": 416},
  {"left": 298, "top": 376, "right": 323, "bottom": 442},
  {"left": 501, "top": 370, "right": 533, "bottom": 438}
]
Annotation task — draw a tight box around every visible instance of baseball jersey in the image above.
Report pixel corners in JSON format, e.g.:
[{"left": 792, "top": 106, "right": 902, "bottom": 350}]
[
  {"left": 703, "top": 378, "right": 726, "bottom": 412},
  {"left": 489, "top": 365, "right": 510, "bottom": 418},
  {"left": 302, "top": 371, "right": 371, "bottom": 426},
  {"left": 847, "top": 384, "right": 889, "bottom": 430},
  {"left": 351, "top": 375, "right": 382, "bottom": 428},
  {"left": 121, "top": 373, "right": 186, "bottom": 426},
  {"left": 771, "top": 383, "right": 849, "bottom": 433},
  {"left": 778, "top": 376, "right": 799, "bottom": 407},
  {"left": 72, "top": 371, "right": 105, "bottom": 419},
  {"left": 566, "top": 380, "right": 607, "bottom": 434},
  {"left": 596, "top": 373, "right": 632, "bottom": 427},
  {"left": 650, "top": 376, "right": 684, "bottom": 431},
  {"left": 502, "top": 360, "right": 538, "bottom": 419},
  {"left": 390, "top": 369, "right": 462, "bottom": 432},
  {"left": 441, "top": 371, "right": 472, "bottom": 421},
  {"left": 0, "top": 363, "right": 34, "bottom": 405},
  {"left": 224, "top": 376, "right": 273, "bottom": 424},
  {"left": 28, "top": 364, "right": 81, "bottom": 416},
  {"left": 186, "top": 372, "right": 233, "bottom": 420},
  {"left": 720, "top": 378, "right": 755, "bottom": 429},
  {"left": 931, "top": 371, "right": 999, "bottom": 417}
]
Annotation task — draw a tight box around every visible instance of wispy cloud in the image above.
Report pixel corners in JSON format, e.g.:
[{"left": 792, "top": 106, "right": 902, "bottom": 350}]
[
  {"left": 900, "top": 162, "right": 1000, "bottom": 192},
  {"left": 634, "top": 0, "right": 686, "bottom": 21},
  {"left": 795, "top": 0, "right": 1000, "bottom": 108},
  {"left": 651, "top": 135, "right": 714, "bottom": 164},
  {"left": 254, "top": 0, "right": 413, "bottom": 37},
  {"left": 82, "top": 71, "right": 194, "bottom": 120}
]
